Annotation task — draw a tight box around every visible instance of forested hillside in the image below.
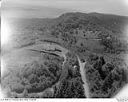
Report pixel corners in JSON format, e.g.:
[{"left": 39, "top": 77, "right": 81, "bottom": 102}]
[{"left": 2, "top": 12, "right": 128, "bottom": 98}]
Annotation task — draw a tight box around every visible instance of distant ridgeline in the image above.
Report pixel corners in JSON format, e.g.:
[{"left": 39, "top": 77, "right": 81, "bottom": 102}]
[{"left": 2, "top": 12, "right": 128, "bottom": 98}]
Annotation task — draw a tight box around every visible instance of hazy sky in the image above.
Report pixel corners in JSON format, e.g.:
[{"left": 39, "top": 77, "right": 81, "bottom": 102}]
[
  {"left": 1, "top": 0, "right": 128, "bottom": 99},
  {"left": 2, "top": 0, "right": 128, "bottom": 18}
]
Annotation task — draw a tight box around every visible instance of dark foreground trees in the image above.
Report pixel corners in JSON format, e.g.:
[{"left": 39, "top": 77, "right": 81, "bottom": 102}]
[
  {"left": 53, "top": 77, "right": 85, "bottom": 98},
  {"left": 85, "top": 54, "right": 128, "bottom": 97},
  {"left": 2, "top": 53, "right": 64, "bottom": 98}
]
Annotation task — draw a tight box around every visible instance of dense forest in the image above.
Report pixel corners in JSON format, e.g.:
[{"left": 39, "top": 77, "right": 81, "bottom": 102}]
[{"left": 2, "top": 12, "right": 128, "bottom": 98}]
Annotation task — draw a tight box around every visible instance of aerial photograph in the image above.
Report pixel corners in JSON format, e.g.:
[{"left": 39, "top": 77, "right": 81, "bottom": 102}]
[{"left": 1, "top": 0, "right": 128, "bottom": 98}]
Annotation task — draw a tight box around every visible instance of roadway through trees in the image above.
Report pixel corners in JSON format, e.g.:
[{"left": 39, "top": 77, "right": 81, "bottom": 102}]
[
  {"left": 28, "top": 42, "right": 90, "bottom": 97},
  {"left": 3, "top": 42, "right": 90, "bottom": 97}
]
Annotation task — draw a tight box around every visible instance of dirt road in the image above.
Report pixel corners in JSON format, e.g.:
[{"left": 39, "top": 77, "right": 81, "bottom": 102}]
[{"left": 2, "top": 42, "right": 89, "bottom": 97}]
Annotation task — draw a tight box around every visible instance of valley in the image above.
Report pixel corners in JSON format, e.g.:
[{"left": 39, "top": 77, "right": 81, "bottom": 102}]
[{"left": 2, "top": 12, "right": 128, "bottom": 98}]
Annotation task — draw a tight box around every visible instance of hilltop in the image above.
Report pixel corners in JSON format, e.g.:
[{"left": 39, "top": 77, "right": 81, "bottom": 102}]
[{"left": 2, "top": 12, "right": 128, "bottom": 98}]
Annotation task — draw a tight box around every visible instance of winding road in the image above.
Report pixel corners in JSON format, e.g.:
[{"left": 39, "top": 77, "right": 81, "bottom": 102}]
[
  {"left": 2, "top": 42, "right": 90, "bottom": 98},
  {"left": 27, "top": 42, "right": 90, "bottom": 97}
]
